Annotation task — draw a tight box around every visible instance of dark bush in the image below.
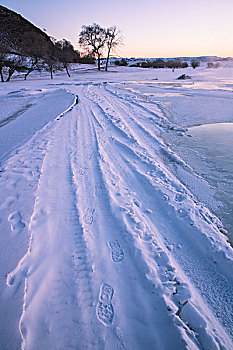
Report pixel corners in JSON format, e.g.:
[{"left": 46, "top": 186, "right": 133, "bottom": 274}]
[
  {"left": 151, "top": 59, "right": 166, "bottom": 68},
  {"left": 181, "top": 62, "right": 188, "bottom": 68},
  {"left": 115, "top": 58, "right": 128, "bottom": 66},
  {"left": 128, "top": 59, "right": 189, "bottom": 70},
  {"left": 79, "top": 54, "right": 95, "bottom": 64},
  {"left": 177, "top": 74, "right": 192, "bottom": 80},
  {"left": 191, "top": 60, "right": 200, "bottom": 69},
  {"left": 141, "top": 61, "right": 151, "bottom": 68},
  {"left": 166, "top": 59, "right": 181, "bottom": 69},
  {"left": 207, "top": 62, "right": 220, "bottom": 68}
]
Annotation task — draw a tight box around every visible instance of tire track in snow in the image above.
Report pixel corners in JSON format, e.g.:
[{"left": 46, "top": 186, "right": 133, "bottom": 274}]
[
  {"left": 79, "top": 89, "right": 199, "bottom": 347},
  {"left": 81, "top": 84, "right": 233, "bottom": 349},
  {"left": 69, "top": 88, "right": 189, "bottom": 350},
  {"left": 104, "top": 83, "right": 169, "bottom": 128},
  {"left": 4, "top": 82, "right": 233, "bottom": 350},
  {"left": 90, "top": 84, "right": 196, "bottom": 176},
  {"left": 103, "top": 83, "right": 166, "bottom": 132},
  {"left": 6, "top": 108, "right": 104, "bottom": 349}
]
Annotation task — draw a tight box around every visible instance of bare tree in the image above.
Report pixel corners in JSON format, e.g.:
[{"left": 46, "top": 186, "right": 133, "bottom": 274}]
[
  {"left": 105, "top": 26, "right": 122, "bottom": 71},
  {"left": 42, "top": 40, "right": 61, "bottom": 79},
  {"left": 5, "top": 55, "right": 27, "bottom": 82},
  {"left": 24, "top": 56, "right": 42, "bottom": 80},
  {"left": 79, "top": 23, "right": 106, "bottom": 70},
  {"left": 22, "top": 32, "right": 47, "bottom": 80},
  {"left": 43, "top": 56, "right": 61, "bottom": 79},
  {"left": 55, "top": 39, "right": 79, "bottom": 77}
]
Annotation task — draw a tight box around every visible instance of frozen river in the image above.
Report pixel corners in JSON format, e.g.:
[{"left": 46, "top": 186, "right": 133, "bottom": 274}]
[{"left": 166, "top": 122, "right": 233, "bottom": 244}]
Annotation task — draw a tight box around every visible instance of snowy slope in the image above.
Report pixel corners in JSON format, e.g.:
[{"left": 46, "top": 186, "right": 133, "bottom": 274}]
[
  {"left": 0, "top": 67, "right": 233, "bottom": 350},
  {"left": 0, "top": 87, "right": 74, "bottom": 163}
]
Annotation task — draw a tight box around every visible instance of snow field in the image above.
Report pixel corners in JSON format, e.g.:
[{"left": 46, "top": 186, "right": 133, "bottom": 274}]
[{"left": 0, "top": 67, "right": 233, "bottom": 349}]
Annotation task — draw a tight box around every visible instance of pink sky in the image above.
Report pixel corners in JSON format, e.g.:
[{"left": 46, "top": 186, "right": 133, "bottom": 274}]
[{"left": 1, "top": 0, "right": 233, "bottom": 58}]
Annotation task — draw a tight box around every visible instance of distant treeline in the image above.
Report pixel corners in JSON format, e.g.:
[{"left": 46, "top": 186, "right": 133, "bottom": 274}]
[{"left": 115, "top": 58, "right": 200, "bottom": 70}]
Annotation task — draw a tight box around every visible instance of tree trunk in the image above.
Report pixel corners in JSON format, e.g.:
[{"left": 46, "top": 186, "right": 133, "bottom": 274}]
[
  {"left": 25, "top": 58, "right": 37, "bottom": 80},
  {"left": 24, "top": 68, "right": 33, "bottom": 80},
  {"left": 50, "top": 66, "right": 53, "bottom": 79},
  {"left": 0, "top": 67, "right": 4, "bottom": 82},
  {"left": 105, "top": 48, "right": 111, "bottom": 71},
  {"left": 65, "top": 65, "right": 71, "bottom": 77},
  {"left": 6, "top": 68, "right": 15, "bottom": 82},
  {"left": 97, "top": 54, "right": 101, "bottom": 71}
]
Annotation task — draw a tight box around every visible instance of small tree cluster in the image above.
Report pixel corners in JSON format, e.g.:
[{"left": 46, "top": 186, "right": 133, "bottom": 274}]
[
  {"left": 0, "top": 31, "right": 82, "bottom": 81},
  {"left": 78, "top": 53, "right": 95, "bottom": 64},
  {"left": 42, "top": 37, "right": 81, "bottom": 79},
  {"left": 55, "top": 39, "right": 80, "bottom": 77},
  {"left": 0, "top": 53, "right": 28, "bottom": 82},
  {"left": 1, "top": 20, "right": 122, "bottom": 81},
  {"left": 78, "top": 23, "right": 122, "bottom": 71},
  {"left": 128, "top": 59, "right": 188, "bottom": 70},
  {"left": 191, "top": 60, "right": 200, "bottom": 69},
  {"left": 0, "top": 52, "right": 55, "bottom": 82},
  {"left": 151, "top": 59, "right": 167, "bottom": 68},
  {"left": 115, "top": 58, "right": 128, "bottom": 66},
  {"left": 166, "top": 59, "right": 188, "bottom": 70}
]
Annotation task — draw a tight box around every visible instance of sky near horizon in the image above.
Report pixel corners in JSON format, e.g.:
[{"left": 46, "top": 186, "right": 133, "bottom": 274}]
[{"left": 1, "top": 0, "right": 233, "bottom": 58}]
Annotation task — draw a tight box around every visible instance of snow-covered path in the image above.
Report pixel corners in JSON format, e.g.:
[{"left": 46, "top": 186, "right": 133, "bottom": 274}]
[{"left": 1, "top": 69, "right": 233, "bottom": 349}]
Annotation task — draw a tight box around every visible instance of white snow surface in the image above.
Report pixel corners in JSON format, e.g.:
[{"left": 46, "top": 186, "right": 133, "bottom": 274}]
[{"left": 0, "top": 66, "right": 233, "bottom": 350}]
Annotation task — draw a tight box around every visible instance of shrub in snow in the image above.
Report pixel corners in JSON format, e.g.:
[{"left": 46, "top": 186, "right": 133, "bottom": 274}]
[
  {"left": 207, "top": 62, "right": 220, "bottom": 68},
  {"left": 191, "top": 60, "right": 200, "bottom": 69},
  {"left": 177, "top": 74, "right": 192, "bottom": 80},
  {"left": 115, "top": 58, "right": 128, "bottom": 66}
]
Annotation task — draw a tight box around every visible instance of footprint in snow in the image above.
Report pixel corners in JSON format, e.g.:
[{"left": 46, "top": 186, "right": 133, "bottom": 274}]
[
  {"left": 86, "top": 154, "right": 92, "bottom": 161},
  {"left": 84, "top": 208, "right": 95, "bottom": 224},
  {"left": 96, "top": 302, "right": 114, "bottom": 326},
  {"left": 108, "top": 240, "right": 124, "bottom": 262},
  {"left": 96, "top": 283, "right": 114, "bottom": 326},
  {"left": 8, "top": 211, "right": 25, "bottom": 235},
  {"left": 99, "top": 283, "right": 114, "bottom": 303}
]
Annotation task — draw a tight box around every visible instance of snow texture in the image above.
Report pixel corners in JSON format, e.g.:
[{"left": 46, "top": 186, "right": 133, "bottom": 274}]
[{"left": 0, "top": 66, "right": 233, "bottom": 350}]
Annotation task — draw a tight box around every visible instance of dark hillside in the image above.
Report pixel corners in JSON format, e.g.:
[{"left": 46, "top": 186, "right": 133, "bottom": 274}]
[{"left": 0, "top": 5, "right": 55, "bottom": 57}]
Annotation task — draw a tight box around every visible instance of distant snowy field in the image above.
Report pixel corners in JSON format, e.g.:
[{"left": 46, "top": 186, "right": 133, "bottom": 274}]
[{"left": 0, "top": 65, "right": 233, "bottom": 350}]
